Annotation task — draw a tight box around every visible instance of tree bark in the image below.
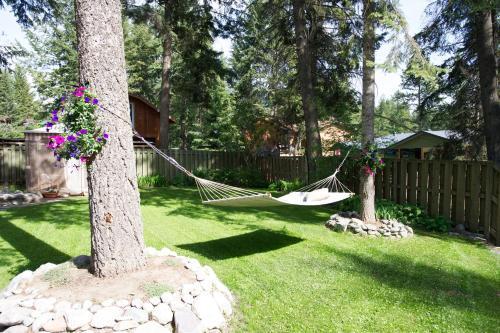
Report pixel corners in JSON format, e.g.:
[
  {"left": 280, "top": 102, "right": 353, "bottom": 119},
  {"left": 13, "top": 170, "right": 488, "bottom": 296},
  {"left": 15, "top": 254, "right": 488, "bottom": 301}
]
[
  {"left": 360, "top": 0, "right": 376, "bottom": 223},
  {"left": 476, "top": 9, "right": 500, "bottom": 164},
  {"left": 75, "top": 0, "right": 146, "bottom": 277},
  {"left": 293, "top": 0, "right": 322, "bottom": 181},
  {"left": 159, "top": 23, "right": 173, "bottom": 149}
]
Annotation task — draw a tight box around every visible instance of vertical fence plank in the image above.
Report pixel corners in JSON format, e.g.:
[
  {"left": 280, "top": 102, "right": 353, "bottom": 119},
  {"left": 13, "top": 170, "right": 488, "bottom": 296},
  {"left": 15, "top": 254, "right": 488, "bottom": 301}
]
[
  {"left": 399, "top": 159, "right": 408, "bottom": 203},
  {"left": 468, "top": 163, "right": 481, "bottom": 231},
  {"left": 455, "top": 163, "right": 466, "bottom": 224},
  {"left": 441, "top": 161, "right": 452, "bottom": 221},
  {"left": 418, "top": 161, "right": 428, "bottom": 210},
  {"left": 392, "top": 160, "right": 399, "bottom": 203},
  {"left": 407, "top": 161, "right": 417, "bottom": 204},
  {"left": 383, "top": 161, "right": 391, "bottom": 200},
  {"left": 482, "top": 163, "right": 493, "bottom": 235},
  {"left": 429, "top": 161, "right": 441, "bottom": 217}
]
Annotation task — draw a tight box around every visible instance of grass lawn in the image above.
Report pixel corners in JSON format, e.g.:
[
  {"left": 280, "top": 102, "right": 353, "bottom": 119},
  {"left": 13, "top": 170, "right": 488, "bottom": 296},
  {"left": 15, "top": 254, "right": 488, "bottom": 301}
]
[{"left": 0, "top": 187, "right": 499, "bottom": 332}]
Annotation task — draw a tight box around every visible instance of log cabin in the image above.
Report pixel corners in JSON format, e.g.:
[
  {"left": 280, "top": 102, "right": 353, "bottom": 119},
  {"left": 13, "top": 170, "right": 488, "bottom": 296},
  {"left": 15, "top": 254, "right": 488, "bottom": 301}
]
[{"left": 129, "top": 94, "right": 175, "bottom": 145}]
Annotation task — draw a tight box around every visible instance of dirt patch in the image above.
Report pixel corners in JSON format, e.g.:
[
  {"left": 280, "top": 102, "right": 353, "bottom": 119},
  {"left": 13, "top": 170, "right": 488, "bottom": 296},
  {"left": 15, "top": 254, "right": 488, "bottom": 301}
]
[{"left": 28, "top": 256, "right": 195, "bottom": 303}]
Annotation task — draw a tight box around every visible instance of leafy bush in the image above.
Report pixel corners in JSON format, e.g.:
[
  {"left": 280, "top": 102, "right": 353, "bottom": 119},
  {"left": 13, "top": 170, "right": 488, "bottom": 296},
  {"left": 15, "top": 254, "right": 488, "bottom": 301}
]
[
  {"left": 194, "top": 167, "right": 269, "bottom": 188},
  {"left": 138, "top": 175, "right": 168, "bottom": 188},
  {"left": 336, "top": 196, "right": 451, "bottom": 232},
  {"left": 268, "top": 179, "right": 303, "bottom": 193}
]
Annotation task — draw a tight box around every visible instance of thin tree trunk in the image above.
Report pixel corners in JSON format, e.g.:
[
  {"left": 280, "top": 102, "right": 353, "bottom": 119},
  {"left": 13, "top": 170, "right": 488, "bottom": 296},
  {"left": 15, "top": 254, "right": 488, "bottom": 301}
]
[
  {"left": 476, "top": 9, "right": 500, "bottom": 164},
  {"left": 159, "top": 28, "right": 172, "bottom": 149},
  {"left": 293, "top": 0, "right": 322, "bottom": 181},
  {"left": 75, "top": 0, "right": 145, "bottom": 277},
  {"left": 360, "top": 0, "right": 376, "bottom": 223}
]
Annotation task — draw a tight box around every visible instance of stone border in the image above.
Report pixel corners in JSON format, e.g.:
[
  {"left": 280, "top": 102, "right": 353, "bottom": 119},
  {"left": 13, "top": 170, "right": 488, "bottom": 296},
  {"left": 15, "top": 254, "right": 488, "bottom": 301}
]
[
  {"left": 325, "top": 211, "right": 414, "bottom": 238},
  {"left": 0, "top": 247, "right": 233, "bottom": 333}
]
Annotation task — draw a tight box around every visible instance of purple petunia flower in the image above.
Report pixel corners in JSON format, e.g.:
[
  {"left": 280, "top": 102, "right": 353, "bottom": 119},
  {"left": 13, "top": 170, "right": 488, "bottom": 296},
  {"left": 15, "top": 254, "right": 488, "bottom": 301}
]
[
  {"left": 51, "top": 109, "right": 58, "bottom": 115},
  {"left": 46, "top": 122, "right": 53, "bottom": 129},
  {"left": 92, "top": 98, "right": 99, "bottom": 105},
  {"left": 103, "top": 132, "right": 109, "bottom": 139},
  {"left": 67, "top": 135, "right": 77, "bottom": 142},
  {"left": 52, "top": 115, "right": 59, "bottom": 122},
  {"left": 78, "top": 129, "right": 88, "bottom": 135},
  {"left": 61, "top": 96, "right": 66, "bottom": 102},
  {"left": 84, "top": 97, "right": 91, "bottom": 103},
  {"left": 97, "top": 137, "right": 102, "bottom": 142}
]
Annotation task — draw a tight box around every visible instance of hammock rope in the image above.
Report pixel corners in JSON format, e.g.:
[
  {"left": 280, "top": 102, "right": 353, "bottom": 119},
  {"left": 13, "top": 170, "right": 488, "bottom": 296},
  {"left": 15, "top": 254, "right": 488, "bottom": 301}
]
[{"left": 133, "top": 130, "right": 353, "bottom": 207}]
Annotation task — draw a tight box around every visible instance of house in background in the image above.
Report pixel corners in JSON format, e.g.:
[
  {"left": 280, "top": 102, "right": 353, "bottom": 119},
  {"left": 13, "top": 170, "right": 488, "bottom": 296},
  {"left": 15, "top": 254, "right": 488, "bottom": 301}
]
[
  {"left": 377, "top": 130, "right": 454, "bottom": 159},
  {"left": 129, "top": 94, "right": 175, "bottom": 145}
]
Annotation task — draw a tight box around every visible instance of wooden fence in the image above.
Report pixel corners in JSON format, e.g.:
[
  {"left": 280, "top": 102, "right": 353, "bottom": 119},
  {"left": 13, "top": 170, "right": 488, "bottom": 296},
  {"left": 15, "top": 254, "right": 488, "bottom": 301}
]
[
  {"left": 1, "top": 143, "right": 499, "bottom": 244},
  {"left": 376, "top": 159, "right": 500, "bottom": 245},
  {"left": 0, "top": 144, "right": 26, "bottom": 186},
  {"left": 134, "top": 147, "right": 308, "bottom": 183}
]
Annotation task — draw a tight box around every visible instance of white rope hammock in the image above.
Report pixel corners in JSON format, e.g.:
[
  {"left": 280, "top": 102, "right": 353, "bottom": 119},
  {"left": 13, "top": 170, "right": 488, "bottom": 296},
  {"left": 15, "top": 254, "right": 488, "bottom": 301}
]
[{"left": 134, "top": 131, "right": 354, "bottom": 207}]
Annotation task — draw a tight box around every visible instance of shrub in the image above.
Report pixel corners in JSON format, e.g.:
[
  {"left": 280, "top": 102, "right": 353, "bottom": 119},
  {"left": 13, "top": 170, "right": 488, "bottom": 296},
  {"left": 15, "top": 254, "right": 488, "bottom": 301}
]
[
  {"left": 268, "top": 179, "right": 304, "bottom": 193},
  {"left": 335, "top": 196, "right": 451, "bottom": 232},
  {"left": 193, "top": 167, "right": 269, "bottom": 188},
  {"left": 138, "top": 175, "right": 168, "bottom": 188}
]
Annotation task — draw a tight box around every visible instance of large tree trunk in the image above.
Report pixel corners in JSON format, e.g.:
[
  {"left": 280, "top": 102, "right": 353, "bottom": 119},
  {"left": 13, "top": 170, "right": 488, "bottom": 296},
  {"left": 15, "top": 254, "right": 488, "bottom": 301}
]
[
  {"left": 293, "top": 0, "right": 322, "bottom": 181},
  {"left": 476, "top": 9, "right": 500, "bottom": 164},
  {"left": 75, "top": 0, "right": 146, "bottom": 277},
  {"left": 360, "top": 0, "right": 376, "bottom": 223},
  {"left": 159, "top": 28, "right": 172, "bottom": 149}
]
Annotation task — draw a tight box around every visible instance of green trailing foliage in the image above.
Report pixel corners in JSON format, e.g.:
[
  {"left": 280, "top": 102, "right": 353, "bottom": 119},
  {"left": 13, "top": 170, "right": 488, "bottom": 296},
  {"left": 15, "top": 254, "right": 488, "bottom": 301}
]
[{"left": 337, "top": 196, "right": 451, "bottom": 233}]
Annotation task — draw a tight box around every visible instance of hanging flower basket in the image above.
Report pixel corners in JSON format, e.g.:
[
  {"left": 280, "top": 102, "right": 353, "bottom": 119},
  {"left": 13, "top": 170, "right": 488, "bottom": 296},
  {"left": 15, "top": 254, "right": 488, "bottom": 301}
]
[{"left": 45, "top": 86, "right": 110, "bottom": 165}]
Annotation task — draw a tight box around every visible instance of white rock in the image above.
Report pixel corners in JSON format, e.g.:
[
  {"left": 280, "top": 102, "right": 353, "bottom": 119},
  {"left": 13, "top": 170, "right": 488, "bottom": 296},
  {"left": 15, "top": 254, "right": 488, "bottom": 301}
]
[
  {"left": 134, "top": 321, "right": 172, "bottom": 333},
  {"left": 114, "top": 319, "right": 139, "bottom": 331},
  {"left": 33, "top": 297, "right": 56, "bottom": 312},
  {"left": 174, "top": 309, "right": 204, "bottom": 333},
  {"left": 191, "top": 293, "right": 225, "bottom": 329},
  {"left": 33, "top": 263, "right": 57, "bottom": 276},
  {"left": 32, "top": 312, "right": 54, "bottom": 332},
  {"left": 42, "top": 315, "right": 66, "bottom": 332},
  {"left": 195, "top": 272, "right": 207, "bottom": 282},
  {"left": 89, "top": 304, "right": 102, "bottom": 313},
  {"left": 90, "top": 306, "right": 123, "bottom": 329},
  {"left": 144, "top": 247, "right": 160, "bottom": 256},
  {"left": 181, "top": 293, "right": 193, "bottom": 304},
  {"left": 115, "top": 315, "right": 134, "bottom": 322},
  {"left": 53, "top": 300, "right": 72, "bottom": 313},
  {"left": 22, "top": 316, "right": 34, "bottom": 327},
  {"left": 169, "top": 294, "right": 189, "bottom": 312},
  {"left": 149, "top": 296, "right": 161, "bottom": 306},
  {"left": 115, "top": 299, "right": 130, "bottom": 308},
  {"left": 19, "top": 298, "right": 34, "bottom": 309},
  {"left": 142, "top": 302, "right": 154, "bottom": 313},
  {"left": 199, "top": 280, "right": 212, "bottom": 292},
  {"left": 101, "top": 298, "right": 114, "bottom": 307},
  {"left": 213, "top": 280, "right": 233, "bottom": 302},
  {"left": 124, "top": 307, "right": 149, "bottom": 323},
  {"left": 212, "top": 291, "right": 232, "bottom": 316},
  {"left": 151, "top": 303, "right": 173, "bottom": 325},
  {"left": 72, "top": 302, "right": 82, "bottom": 310},
  {"left": 0, "top": 306, "right": 32, "bottom": 326},
  {"left": 6, "top": 271, "right": 33, "bottom": 293},
  {"left": 160, "top": 292, "right": 174, "bottom": 304},
  {"left": 4, "top": 325, "right": 29, "bottom": 333},
  {"left": 64, "top": 309, "right": 92, "bottom": 331},
  {"left": 131, "top": 298, "right": 143, "bottom": 308},
  {"left": 82, "top": 300, "right": 93, "bottom": 310}
]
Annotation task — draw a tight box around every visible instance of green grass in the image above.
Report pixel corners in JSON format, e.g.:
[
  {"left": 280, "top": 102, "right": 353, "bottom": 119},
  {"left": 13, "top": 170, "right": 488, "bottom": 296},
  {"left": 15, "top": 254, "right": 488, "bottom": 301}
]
[{"left": 0, "top": 187, "right": 499, "bottom": 332}]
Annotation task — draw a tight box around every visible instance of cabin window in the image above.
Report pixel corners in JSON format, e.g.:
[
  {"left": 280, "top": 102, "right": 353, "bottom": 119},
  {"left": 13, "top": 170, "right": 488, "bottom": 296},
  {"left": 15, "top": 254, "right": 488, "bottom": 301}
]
[{"left": 129, "top": 102, "right": 135, "bottom": 128}]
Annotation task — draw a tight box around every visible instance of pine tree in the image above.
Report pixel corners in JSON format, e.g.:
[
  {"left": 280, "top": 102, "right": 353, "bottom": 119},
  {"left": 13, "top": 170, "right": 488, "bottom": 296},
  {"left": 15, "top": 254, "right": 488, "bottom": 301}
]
[{"left": 75, "top": 0, "right": 146, "bottom": 277}]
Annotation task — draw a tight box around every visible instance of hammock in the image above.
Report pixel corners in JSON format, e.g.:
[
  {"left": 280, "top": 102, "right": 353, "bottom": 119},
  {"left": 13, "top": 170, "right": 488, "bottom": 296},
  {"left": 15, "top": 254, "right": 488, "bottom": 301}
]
[{"left": 134, "top": 131, "right": 353, "bottom": 207}]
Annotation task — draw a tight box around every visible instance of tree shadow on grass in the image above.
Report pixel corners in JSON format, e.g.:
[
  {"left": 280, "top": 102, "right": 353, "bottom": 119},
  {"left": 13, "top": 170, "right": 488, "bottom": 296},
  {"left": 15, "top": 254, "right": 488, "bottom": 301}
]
[
  {"left": 176, "top": 229, "right": 303, "bottom": 260},
  {"left": 140, "top": 187, "right": 334, "bottom": 225},
  {"left": 0, "top": 220, "right": 71, "bottom": 276},
  {"left": 0, "top": 198, "right": 89, "bottom": 229},
  {"left": 327, "top": 246, "right": 500, "bottom": 322}
]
